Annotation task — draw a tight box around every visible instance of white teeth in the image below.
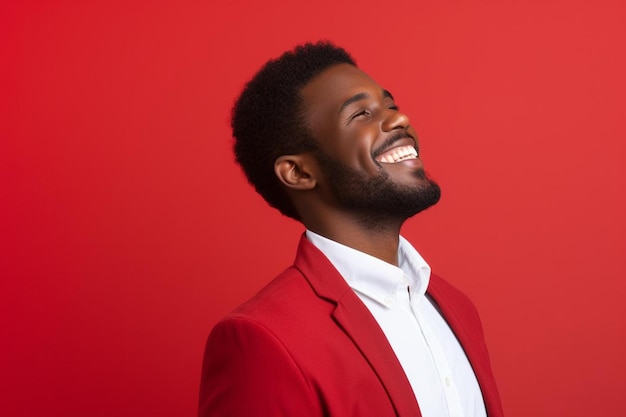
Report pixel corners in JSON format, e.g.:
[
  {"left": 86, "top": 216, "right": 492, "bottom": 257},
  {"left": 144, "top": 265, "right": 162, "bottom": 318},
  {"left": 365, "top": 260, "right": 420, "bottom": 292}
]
[{"left": 377, "top": 145, "right": 418, "bottom": 163}]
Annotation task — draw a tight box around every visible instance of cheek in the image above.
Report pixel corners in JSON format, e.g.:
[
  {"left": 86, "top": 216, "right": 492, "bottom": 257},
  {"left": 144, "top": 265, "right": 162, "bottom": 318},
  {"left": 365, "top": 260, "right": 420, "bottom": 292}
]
[
  {"left": 349, "top": 129, "right": 380, "bottom": 173},
  {"left": 319, "top": 126, "right": 380, "bottom": 173}
]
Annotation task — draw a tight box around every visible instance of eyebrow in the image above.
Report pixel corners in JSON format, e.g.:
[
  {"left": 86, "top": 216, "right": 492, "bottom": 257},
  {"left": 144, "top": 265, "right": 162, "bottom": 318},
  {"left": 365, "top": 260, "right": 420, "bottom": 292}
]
[{"left": 338, "top": 89, "right": 395, "bottom": 114}]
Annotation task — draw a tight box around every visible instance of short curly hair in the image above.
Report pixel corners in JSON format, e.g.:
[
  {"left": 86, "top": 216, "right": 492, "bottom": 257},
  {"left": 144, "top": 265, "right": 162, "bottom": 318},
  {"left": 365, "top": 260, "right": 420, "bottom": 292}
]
[{"left": 231, "top": 41, "right": 356, "bottom": 221}]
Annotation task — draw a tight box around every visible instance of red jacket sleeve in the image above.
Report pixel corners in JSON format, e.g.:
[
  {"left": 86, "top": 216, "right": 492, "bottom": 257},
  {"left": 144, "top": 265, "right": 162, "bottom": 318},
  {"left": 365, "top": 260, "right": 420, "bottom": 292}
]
[{"left": 199, "top": 316, "right": 323, "bottom": 417}]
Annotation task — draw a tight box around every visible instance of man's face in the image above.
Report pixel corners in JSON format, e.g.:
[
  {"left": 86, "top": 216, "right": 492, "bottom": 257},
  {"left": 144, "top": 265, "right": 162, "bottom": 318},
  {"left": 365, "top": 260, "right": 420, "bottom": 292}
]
[{"left": 300, "top": 63, "right": 440, "bottom": 226}]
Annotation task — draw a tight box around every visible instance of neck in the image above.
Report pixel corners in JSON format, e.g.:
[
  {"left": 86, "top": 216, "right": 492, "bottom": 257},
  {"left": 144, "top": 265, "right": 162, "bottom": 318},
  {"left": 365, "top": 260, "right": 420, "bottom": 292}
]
[{"left": 306, "top": 216, "right": 404, "bottom": 266}]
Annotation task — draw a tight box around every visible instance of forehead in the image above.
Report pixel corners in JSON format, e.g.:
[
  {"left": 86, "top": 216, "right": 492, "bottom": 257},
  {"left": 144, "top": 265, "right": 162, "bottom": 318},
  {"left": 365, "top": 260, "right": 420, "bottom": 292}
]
[{"left": 300, "top": 63, "right": 384, "bottom": 119}]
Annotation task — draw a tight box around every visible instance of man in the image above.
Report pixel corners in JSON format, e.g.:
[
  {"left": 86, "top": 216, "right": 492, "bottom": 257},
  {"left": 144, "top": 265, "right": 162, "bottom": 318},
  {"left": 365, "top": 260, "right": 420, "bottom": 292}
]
[{"left": 199, "top": 41, "right": 504, "bottom": 417}]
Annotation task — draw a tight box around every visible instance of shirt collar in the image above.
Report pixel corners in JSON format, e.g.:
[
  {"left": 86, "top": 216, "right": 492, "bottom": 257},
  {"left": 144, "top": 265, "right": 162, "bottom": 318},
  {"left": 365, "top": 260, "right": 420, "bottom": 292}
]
[{"left": 305, "top": 230, "right": 431, "bottom": 307}]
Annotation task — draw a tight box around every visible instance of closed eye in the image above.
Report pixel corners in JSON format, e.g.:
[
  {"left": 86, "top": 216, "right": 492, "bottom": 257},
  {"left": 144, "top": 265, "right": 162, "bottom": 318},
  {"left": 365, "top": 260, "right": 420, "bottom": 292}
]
[{"left": 350, "top": 109, "right": 371, "bottom": 120}]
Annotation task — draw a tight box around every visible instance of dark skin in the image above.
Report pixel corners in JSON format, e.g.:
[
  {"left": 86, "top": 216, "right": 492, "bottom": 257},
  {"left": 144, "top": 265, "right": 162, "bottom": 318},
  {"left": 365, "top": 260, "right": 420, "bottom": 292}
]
[{"left": 275, "top": 64, "right": 430, "bottom": 266}]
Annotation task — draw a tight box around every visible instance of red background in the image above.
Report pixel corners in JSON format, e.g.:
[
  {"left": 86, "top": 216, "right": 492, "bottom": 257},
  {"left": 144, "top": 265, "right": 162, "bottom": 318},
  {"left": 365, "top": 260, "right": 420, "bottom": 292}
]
[{"left": 2, "top": 1, "right": 625, "bottom": 416}]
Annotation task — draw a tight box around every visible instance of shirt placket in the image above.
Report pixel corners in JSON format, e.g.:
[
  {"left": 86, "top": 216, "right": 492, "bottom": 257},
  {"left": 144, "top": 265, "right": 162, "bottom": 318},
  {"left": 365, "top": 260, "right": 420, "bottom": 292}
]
[{"left": 409, "top": 294, "right": 465, "bottom": 417}]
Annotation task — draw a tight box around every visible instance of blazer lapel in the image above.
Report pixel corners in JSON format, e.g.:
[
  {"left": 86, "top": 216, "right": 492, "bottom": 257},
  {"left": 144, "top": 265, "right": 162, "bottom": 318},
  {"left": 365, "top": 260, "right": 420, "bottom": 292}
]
[
  {"left": 293, "top": 234, "right": 421, "bottom": 417},
  {"left": 427, "top": 275, "right": 504, "bottom": 417}
]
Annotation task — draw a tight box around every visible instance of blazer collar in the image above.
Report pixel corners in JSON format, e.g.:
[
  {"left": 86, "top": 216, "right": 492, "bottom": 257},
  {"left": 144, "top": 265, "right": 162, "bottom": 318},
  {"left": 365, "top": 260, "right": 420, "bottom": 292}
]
[{"left": 293, "top": 234, "right": 422, "bottom": 417}]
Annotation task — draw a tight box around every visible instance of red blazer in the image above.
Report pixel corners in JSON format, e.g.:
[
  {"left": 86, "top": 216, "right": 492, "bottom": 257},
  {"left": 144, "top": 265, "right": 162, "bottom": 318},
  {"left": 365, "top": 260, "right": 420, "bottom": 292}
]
[{"left": 199, "top": 235, "right": 504, "bottom": 417}]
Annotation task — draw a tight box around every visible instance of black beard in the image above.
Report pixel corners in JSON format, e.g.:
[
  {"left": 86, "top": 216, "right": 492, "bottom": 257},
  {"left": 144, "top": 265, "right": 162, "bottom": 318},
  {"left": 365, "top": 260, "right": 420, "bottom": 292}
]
[{"left": 313, "top": 148, "right": 441, "bottom": 231}]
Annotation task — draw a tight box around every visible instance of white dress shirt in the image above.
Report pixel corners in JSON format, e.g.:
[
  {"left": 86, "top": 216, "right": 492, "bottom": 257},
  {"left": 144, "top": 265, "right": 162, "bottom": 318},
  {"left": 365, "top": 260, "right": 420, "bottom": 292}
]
[{"left": 306, "top": 230, "right": 487, "bottom": 417}]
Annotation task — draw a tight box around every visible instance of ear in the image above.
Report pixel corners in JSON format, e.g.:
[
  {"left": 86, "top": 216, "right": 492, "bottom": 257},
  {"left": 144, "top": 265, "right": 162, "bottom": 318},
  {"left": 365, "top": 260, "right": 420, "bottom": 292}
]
[{"left": 274, "top": 154, "right": 317, "bottom": 191}]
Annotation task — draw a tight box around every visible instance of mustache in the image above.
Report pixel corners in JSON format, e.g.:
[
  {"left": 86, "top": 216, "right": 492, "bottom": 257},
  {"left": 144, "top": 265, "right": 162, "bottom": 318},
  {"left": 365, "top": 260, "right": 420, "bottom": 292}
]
[{"left": 371, "top": 132, "right": 418, "bottom": 159}]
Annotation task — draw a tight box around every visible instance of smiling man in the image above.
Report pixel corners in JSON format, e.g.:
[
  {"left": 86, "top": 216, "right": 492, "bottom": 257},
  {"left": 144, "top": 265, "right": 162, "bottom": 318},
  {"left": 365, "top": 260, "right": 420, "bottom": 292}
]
[{"left": 199, "top": 42, "right": 504, "bottom": 417}]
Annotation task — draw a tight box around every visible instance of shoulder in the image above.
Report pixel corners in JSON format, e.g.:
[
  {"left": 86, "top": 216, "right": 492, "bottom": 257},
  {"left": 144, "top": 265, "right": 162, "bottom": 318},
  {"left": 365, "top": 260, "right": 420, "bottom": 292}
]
[
  {"left": 227, "top": 265, "right": 324, "bottom": 322},
  {"left": 427, "top": 273, "right": 484, "bottom": 331},
  {"left": 210, "top": 264, "right": 337, "bottom": 351},
  {"left": 428, "top": 273, "right": 475, "bottom": 305}
]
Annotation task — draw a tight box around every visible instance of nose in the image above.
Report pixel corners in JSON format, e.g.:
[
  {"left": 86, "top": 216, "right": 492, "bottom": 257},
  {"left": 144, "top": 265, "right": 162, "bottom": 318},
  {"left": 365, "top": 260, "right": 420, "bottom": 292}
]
[{"left": 381, "top": 108, "right": 410, "bottom": 132}]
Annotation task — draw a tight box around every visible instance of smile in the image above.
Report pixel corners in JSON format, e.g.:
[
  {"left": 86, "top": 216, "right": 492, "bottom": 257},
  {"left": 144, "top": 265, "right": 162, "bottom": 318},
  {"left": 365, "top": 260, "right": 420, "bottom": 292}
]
[{"left": 375, "top": 145, "right": 418, "bottom": 164}]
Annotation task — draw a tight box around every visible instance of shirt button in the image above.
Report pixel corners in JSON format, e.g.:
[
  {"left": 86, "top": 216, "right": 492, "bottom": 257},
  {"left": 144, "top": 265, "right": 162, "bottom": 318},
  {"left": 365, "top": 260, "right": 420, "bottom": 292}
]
[
  {"left": 383, "top": 295, "right": 394, "bottom": 306},
  {"left": 445, "top": 377, "right": 451, "bottom": 387}
]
